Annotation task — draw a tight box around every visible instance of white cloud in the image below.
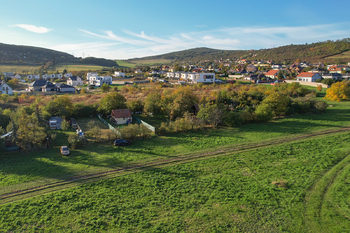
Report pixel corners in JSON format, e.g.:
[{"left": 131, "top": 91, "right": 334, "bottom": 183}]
[
  {"left": 72, "top": 22, "right": 350, "bottom": 59},
  {"left": 12, "top": 24, "right": 52, "bottom": 33}
]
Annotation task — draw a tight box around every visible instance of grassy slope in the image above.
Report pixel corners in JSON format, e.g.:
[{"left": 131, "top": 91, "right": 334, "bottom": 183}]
[
  {"left": 1, "top": 133, "right": 349, "bottom": 232},
  {"left": 115, "top": 60, "right": 136, "bottom": 68}
]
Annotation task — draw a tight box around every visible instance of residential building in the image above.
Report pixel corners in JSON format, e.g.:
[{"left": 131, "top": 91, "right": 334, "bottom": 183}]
[
  {"left": 67, "top": 76, "right": 84, "bottom": 86},
  {"left": 27, "top": 74, "right": 40, "bottom": 80},
  {"left": 265, "top": 70, "right": 280, "bottom": 79},
  {"left": 28, "top": 80, "right": 48, "bottom": 91},
  {"left": 88, "top": 76, "right": 112, "bottom": 86},
  {"left": 188, "top": 73, "right": 216, "bottom": 83},
  {"left": 135, "top": 69, "right": 142, "bottom": 74},
  {"left": 166, "top": 72, "right": 175, "bottom": 78},
  {"left": 114, "top": 71, "right": 125, "bottom": 77},
  {"left": 55, "top": 83, "right": 76, "bottom": 93},
  {"left": 322, "top": 73, "right": 343, "bottom": 80},
  {"left": 296, "top": 72, "right": 322, "bottom": 82},
  {"left": 64, "top": 73, "right": 73, "bottom": 78},
  {"left": 328, "top": 65, "right": 350, "bottom": 74},
  {"left": 0, "top": 81, "right": 13, "bottom": 95},
  {"left": 42, "top": 82, "right": 57, "bottom": 92},
  {"left": 111, "top": 109, "right": 132, "bottom": 125}
]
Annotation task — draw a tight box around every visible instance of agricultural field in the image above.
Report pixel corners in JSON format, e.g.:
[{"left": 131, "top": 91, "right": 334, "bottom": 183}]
[
  {"left": 0, "top": 64, "right": 40, "bottom": 73},
  {"left": 127, "top": 58, "right": 173, "bottom": 65},
  {"left": 115, "top": 60, "right": 137, "bottom": 68},
  {"left": 325, "top": 50, "right": 350, "bottom": 59},
  {"left": 54, "top": 62, "right": 109, "bottom": 72},
  {"left": 1, "top": 132, "right": 350, "bottom": 232}
]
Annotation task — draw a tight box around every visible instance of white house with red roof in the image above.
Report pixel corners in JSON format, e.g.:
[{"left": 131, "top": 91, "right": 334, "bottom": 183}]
[
  {"left": 296, "top": 72, "right": 322, "bottom": 82},
  {"left": 265, "top": 70, "right": 279, "bottom": 79},
  {"left": 111, "top": 109, "right": 132, "bottom": 125}
]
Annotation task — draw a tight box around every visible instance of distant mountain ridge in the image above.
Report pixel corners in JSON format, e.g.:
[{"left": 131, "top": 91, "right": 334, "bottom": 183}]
[
  {"left": 0, "top": 43, "right": 118, "bottom": 67},
  {"left": 129, "top": 38, "right": 350, "bottom": 64}
]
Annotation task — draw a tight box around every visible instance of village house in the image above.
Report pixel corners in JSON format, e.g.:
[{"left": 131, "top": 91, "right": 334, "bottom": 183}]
[
  {"left": 64, "top": 73, "right": 73, "bottom": 78},
  {"left": 111, "top": 109, "right": 132, "bottom": 125},
  {"left": 28, "top": 80, "right": 49, "bottom": 91},
  {"left": 134, "top": 69, "right": 142, "bottom": 74},
  {"left": 27, "top": 74, "right": 40, "bottom": 80},
  {"left": 0, "top": 81, "right": 13, "bottom": 95},
  {"left": 265, "top": 70, "right": 280, "bottom": 79},
  {"left": 328, "top": 65, "right": 350, "bottom": 74},
  {"left": 67, "top": 76, "right": 83, "bottom": 86},
  {"left": 42, "top": 82, "right": 57, "bottom": 92},
  {"left": 296, "top": 72, "right": 322, "bottom": 82},
  {"left": 55, "top": 83, "right": 76, "bottom": 93},
  {"left": 87, "top": 72, "right": 112, "bottom": 86},
  {"left": 322, "top": 73, "right": 343, "bottom": 80},
  {"left": 114, "top": 71, "right": 125, "bottom": 77}
]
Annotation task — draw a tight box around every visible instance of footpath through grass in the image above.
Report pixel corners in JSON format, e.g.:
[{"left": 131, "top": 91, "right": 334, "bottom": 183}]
[{"left": 1, "top": 133, "right": 350, "bottom": 232}]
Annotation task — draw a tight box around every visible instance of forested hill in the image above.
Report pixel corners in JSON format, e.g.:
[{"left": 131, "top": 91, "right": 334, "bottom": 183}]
[
  {"left": 0, "top": 43, "right": 118, "bottom": 67},
  {"left": 0, "top": 43, "right": 76, "bottom": 65},
  {"left": 129, "top": 38, "right": 350, "bottom": 63}
]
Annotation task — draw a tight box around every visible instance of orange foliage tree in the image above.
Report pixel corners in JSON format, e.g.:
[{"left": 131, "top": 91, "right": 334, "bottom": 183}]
[{"left": 325, "top": 82, "right": 350, "bottom": 101}]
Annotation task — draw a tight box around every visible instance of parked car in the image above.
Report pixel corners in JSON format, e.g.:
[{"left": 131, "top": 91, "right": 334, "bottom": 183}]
[
  {"left": 60, "top": 146, "right": 70, "bottom": 155},
  {"left": 114, "top": 139, "right": 132, "bottom": 146}
]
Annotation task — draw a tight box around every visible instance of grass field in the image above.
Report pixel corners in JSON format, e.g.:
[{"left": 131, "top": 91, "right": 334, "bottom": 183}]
[
  {"left": 127, "top": 58, "right": 173, "bottom": 65},
  {"left": 54, "top": 62, "right": 108, "bottom": 72},
  {"left": 1, "top": 133, "right": 349, "bottom": 232},
  {"left": 0, "top": 64, "right": 40, "bottom": 73},
  {"left": 325, "top": 50, "right": 350, "bottom": 59},
  {"left": 115, "top": 60, "right": 137, "bottom": 68}
]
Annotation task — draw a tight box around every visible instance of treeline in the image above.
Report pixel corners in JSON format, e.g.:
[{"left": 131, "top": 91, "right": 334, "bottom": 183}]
[
  {"left": 129, "top": 38, "right": 350, "bottom": 63},
  {"left": 80, "top": 57, "right": 118, "bottom": 67},
  {"left": 0, "top": 82, "right": 335, "bottom": 149}
]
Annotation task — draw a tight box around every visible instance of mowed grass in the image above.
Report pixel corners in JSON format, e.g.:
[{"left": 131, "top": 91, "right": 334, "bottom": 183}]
[
  {"left": 1, "top": 100, "right": 350, "bottom": 192},
  {"left": 1, "top": 133, "right": 350, "bottom": 232}
]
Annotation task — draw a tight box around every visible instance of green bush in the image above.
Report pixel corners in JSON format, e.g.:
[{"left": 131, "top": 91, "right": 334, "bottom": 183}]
[
  {"left": 222, "top": 111, "right": 243, "bottom": 127},
  {"left": 68, "top": 134, "right": 84, "bottom": 149}
]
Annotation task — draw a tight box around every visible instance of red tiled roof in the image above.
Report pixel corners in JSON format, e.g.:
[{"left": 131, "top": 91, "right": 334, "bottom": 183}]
[
  {"left": 111, "top": 109, "right": 131, "bottom": 118},
  {"left": 265, "top": 70, "right": 279, "bottom": 76},
  {"left": 297, "top": 72, "right": 316, "bottom": 77}
]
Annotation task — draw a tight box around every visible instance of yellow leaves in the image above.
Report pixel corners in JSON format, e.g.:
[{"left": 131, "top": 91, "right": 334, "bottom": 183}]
[{"left": 325, "top": 82, "right": 350, "bottom": 102}]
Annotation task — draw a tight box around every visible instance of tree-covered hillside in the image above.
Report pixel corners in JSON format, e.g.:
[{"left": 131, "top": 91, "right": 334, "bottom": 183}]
[
  {"left": 129, "top": 38, "right": 350, "bottom": 64},
  {"left": 0, "top": 43, "right": 118, "bottom": 67}
]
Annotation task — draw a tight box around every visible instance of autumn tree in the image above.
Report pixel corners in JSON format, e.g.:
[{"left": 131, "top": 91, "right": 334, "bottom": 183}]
[
  {"left": 197, "top": 104, "right": 223, "bottom": 127},
  {"left": 45, "top": 95, "right": 74, "bottom": 118},
  {"left": 17, "top": 110, "right": 47, "bottom": 150},
  {"left": 98, "top": 92, "right": 127, "bottom": 115},
  {"left": 325, "top": 82, "right": 350, "bottom": 101},
  {"left": 261, "top": 92, "right": 290, "bottom": 116}
]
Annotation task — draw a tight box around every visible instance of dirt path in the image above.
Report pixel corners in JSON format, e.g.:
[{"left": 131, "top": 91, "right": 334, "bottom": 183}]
[{"left": 1, "top": 127, "right": 350, "bottom": 205}]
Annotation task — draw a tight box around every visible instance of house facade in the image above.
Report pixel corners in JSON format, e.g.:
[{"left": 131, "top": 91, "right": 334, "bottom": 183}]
[
  {"left": 27, "top": 74, "right": 40, "bottom": 80},
  {"left": 111, "top": 109, "right": 132, "bottom": 125},
  {"left": 67, "top": 76, "right": 84, "bottom": 86},
  {"left": 114, "top": 71, "right": 125, "bottom": 77},
  {"left": 56, "top": 84, "right": 76, "bottom": 93},
  {"left": 0, "top": 81, "right": 13, "bottom": 95},
  {"left": 296, "top": 72, "right": 322, "bottom": 82},
  {"left": 322, "top": 73, "right": 342, "bottom": 80}
]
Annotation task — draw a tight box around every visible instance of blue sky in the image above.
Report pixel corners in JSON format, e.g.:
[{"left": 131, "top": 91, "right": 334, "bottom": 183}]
[{"left": 1, "top": 0, "right": 350, "bottom": 59}]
